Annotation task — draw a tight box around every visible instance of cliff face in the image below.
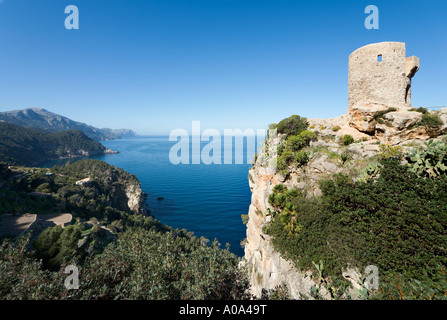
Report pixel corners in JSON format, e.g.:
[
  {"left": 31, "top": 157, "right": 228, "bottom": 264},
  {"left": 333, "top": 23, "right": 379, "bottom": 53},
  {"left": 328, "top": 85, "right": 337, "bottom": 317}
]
[
  {"left": 242, "top": 109, "right": 447, "bottom": 299},
  {"left": 125, "top": 182, "right": 147, "bottom": 215},
  {"left": 243, "top": 42, "right": 447, "bottom": 298},
  {"left": 244, "top": 162, "right": 320, "bottom": 299},
  {"left": 58, "top": 159, "right": 147, "bottom": 216},
  {"left": 243, "top": 132, "right": 336, "bottom": 299}
]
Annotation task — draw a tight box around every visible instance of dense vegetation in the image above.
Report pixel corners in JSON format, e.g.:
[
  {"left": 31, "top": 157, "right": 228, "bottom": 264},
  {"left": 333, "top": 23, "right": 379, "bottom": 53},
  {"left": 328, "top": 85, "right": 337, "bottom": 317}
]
[
  {"left": 265, "top": 151, "right": 447, "bottom": 299},
  {"left": 2, "top": 112, "right": 447, "bottom": 300},
  {"left": 0, "top": 159, "right": 250, "bottom": 300},
  {"left": 1, "top": 228, "right": 249, "bottom": 299},
  {"left": 273, "top": 115, "right": 317, "bottom": 177},
  {"left": 0, "top": 159, "right": 141, "bottom": 219},
  {"left": 0, "top": 162, "right": 55, "bottom": 214},
  {"left": 275, "top": 115, "right": 309, "bottom": 136},
  {"left": 407, "top": 108, "right": 444, "bottom": 134},
  {"left": 0, "top": 122, "right": 108, "bottom": 165}
]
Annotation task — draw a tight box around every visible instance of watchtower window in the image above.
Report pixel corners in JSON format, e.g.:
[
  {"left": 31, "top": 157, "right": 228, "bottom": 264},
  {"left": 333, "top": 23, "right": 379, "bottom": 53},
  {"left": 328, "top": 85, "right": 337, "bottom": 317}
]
[{"left": 377, "top": 54, "right": 383, "bottom": 62}]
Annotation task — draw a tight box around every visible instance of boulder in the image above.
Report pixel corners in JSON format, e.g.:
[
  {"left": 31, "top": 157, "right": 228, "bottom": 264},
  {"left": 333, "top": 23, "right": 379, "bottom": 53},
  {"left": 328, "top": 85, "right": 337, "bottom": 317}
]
[
  {"left": 347, "top": 102, "right": 391, "bottom": 133},
  {"left": 382, "top": 110, "right": 422, "bottom": 130},
  {"left": 308, "top": 154, "right": 338, "bottom": 173},
  {"left": 435, "top": 108, "right": 447, "bottom": 133}
]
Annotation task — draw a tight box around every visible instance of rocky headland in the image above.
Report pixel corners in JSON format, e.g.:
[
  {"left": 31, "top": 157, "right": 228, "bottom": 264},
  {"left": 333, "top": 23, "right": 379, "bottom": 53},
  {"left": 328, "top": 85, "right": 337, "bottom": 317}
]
[{"left": 242, "top": 42, "right": 447, "bottom": 299}]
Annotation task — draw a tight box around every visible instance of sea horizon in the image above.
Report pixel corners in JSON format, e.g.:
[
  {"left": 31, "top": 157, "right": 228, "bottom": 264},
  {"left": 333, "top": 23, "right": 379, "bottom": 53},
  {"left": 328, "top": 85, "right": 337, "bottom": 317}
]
[{"left": 41, "top": 135, "right": 260, "bottom": 257}]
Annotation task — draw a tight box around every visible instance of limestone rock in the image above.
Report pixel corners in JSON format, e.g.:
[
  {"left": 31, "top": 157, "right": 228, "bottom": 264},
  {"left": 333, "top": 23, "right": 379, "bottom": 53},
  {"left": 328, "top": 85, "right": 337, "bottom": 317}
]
[
  {"left": 125, "top": 183, "right": 147, "bottom": 215},
  {"left": 347, "top": 142, "right": 380, "bottom": 159},
  {"left": 342, "top": 269, "right": 363, "bottom": 292},
  {"left": 243, "top": 42, "right": 445, "bottom": 300},
  {"left": 394, "top": 126, "right": 430, "bottom": 143},
  {"left": 347, "top": 103, "right": 390, "bottom": 133},
  {"left": 309, "top": 154, "right": 338, "bottom": 173},
  {"left": 243, "top": 165, "right": 330, "bottom": 299},
  {"left": 434, "top": 108, "right": 447, "bottom": 132},
  {"left": 382, "top": 110, "right": 422, "bottom": 130}
]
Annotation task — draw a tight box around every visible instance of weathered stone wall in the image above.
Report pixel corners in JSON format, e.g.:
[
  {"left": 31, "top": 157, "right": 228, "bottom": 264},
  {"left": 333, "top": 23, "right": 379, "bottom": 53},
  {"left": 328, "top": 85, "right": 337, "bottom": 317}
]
[{"left": 348, "top": 42, "right": 419, "bottom": 111}]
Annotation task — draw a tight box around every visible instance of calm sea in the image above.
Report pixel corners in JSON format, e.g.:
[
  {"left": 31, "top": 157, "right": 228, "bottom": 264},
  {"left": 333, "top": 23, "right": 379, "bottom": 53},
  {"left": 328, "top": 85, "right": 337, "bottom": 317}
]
[{"left": 43, "top": 136, "right": 258, "bottom": 257}]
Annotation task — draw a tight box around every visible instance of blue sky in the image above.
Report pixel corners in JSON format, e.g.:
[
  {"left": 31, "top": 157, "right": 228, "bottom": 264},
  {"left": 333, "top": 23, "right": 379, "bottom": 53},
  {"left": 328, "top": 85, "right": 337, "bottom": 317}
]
[{"left": 0, "top": 0, "right": 446, "bottom": 134}]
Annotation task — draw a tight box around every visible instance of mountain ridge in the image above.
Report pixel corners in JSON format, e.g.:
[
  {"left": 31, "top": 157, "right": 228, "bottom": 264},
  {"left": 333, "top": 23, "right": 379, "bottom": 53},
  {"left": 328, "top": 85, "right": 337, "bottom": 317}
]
[
  {"left": 0, "top": 108, "right": 136, "bottom": 141},
  {"left": 0, "top": 122, "right": 116, "bottom": 166}
]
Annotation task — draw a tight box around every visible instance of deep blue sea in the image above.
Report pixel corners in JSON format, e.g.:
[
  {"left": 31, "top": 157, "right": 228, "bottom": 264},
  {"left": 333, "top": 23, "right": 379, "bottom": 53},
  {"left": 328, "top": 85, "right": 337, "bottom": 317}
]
[{"left": 43, "top": 136, "right": 256, "bottom": 257}]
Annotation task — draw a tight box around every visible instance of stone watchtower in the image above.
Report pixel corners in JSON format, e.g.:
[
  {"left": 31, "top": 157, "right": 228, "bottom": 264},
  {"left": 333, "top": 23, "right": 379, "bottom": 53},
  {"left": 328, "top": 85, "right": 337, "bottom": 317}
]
[{"left": 348, "top": 42, "right": 419, "bottom": 111}]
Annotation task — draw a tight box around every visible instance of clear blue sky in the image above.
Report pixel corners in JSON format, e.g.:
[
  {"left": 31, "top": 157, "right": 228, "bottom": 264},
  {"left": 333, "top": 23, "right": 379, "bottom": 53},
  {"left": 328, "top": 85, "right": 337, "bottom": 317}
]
[{"left": 0, "top": 0, "right": 446, "bottom": 134}]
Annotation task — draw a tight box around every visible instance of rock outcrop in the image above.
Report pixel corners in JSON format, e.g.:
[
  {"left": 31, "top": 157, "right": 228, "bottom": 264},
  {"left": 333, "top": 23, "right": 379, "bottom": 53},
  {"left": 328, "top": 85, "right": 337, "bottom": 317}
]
[
  {"left": 242, "top": 42, "right": 446, "bottom": 299},
  {"left": 243, "top": 117, "right": 446, "bottom": 298},
  {"left": 243, "top": 132, "right": 388, "bottom": 299},
  {"left": 125, "top": 182, "right": 147, "bottom": 215},
  {"left": 243, "top": 159, "right": 330, "bottom": 299}
]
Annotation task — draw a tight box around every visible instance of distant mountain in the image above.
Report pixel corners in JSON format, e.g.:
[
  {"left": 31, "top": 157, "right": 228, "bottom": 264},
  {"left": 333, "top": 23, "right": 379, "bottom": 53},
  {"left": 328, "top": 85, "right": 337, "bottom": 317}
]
[
  {"left": 0, "top": 122, "right": 117, "bottom": 166},
  {"left": 0, "top": 108, "right": 136, "bottom": 141},
  {"left": 97, "top": 128, "right": 137, "bottom": 139}
]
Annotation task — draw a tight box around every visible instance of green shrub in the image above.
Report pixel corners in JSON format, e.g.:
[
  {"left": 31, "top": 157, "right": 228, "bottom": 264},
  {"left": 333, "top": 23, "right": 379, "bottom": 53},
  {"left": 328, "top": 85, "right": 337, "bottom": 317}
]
[
  {"left": 285, "top": 131, "right": 317, "bottom": 152},
  {"left": 373, "top": 107, "right": 397, "bottom": 121},
  {"left": 378, "top": 144, "right": 404, "bottom": 159},
  {"left": 277, "top": 143, "right": 284, "bottom": 156},
  {"left": 280, "top": 150, "right": 295, "bottom": 163},
  {"left": 276, "top": 129, "right": 317, "bottom": 176},
  {"left": 340, "top": 150, "right": 351, "bottom": 164},
  {"left": 341, "top": 134, "right": 354, "bottom": 146},
  {"left": 295, "top": 150, "right": 309, "bottom": 166},
  {"left": 248, "top": 173, "right": 255, "bottom": 184},
  {"left": 286, "top": 135, "right": 306, "bottom": 152},
  {"left": 261, "top": 284, "right": 291, "bottom": 300},
  {"left": 265, "top": 157, "right": 447, "bottom": 298},
  {"left": 298, "top": 130, "right": 317, "bottom": 146},
  {"left": 36, "top": 183, "right": 52, "bottom": 193},
  {"left": 419, "top": 113, "right": 443, "bottom": 129},
  {"left": 276, "top": 156, "right": 289, "bottom": 178},
  {"left": 273, "top": 184, "right": 287, "bottom": 193},
  {"left": 370, "top": 272, "right": 447, "bottom": 300},
  {"left": 2, "top": 226, "right": 250, "bottom": 300},
  {"left": 331, "top": 126, "right": 341, "bottom": 132},
  {"left": 409, "top": 107, "right": 429, "bottom": 114},
  {"left": 276, "top": 115, "right": 309, "bottom": 136},
  {"left": 241, "top": 214, "right": 249, "bottom": 225},
  {"left": 277, "top": 157, "right": 287, "bottom": 171},
  {"left": 33, "top": 224, "right": 82, "bottom": 270}
]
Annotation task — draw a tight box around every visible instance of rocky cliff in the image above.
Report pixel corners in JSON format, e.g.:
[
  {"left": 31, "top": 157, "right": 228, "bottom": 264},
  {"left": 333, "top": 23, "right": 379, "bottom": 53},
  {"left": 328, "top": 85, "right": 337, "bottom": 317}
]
[
  {"left": 125, "top": 181, "right": 147, "bottom": 215},
  {"left": 243, "top": 107, "right": 447, "bottom": 299},
  {"left": 244, "top": 157, "right": 322, "bottom": 298}
]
